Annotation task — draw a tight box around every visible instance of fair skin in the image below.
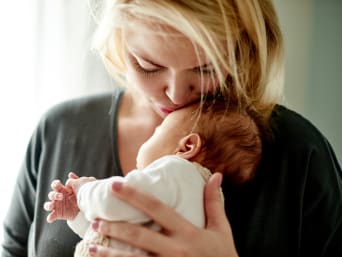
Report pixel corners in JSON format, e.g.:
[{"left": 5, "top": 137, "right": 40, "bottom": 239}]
[
  {"left": 136, "top": 105, "right": 202, "bottom": 170},
  {"left": 45, "top": 173, "right": 94, "bottom": 223},
  {"left": 90, "top": 24, "right": 238, "bottom": 257},
  {"left": 118, "top": 24, "right": 220, "bottom": 173}
]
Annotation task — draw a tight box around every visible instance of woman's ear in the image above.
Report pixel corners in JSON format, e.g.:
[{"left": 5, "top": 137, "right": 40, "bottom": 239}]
[{"left": 176, "top": 133, "right": 202, "bottom": 160}]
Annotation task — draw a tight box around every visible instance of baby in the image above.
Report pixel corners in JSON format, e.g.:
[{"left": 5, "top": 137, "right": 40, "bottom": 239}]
[{"left": 44, "top": 100, "right": 262, "bottom": 256}]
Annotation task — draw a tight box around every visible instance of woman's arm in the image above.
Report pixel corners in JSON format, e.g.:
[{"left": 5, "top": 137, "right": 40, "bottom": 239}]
[
  {"left": 88, "top": 173, "right": 239, "bottom": 257},
  {"left": 1, "top": 127, "right": 41, "bottom": 257},
  {"left": 300, "top": 139, "right": 342, "bottom": 256}
]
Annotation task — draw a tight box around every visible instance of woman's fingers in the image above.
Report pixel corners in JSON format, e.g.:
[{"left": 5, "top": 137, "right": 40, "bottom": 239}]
[
  {"left": 204, "top": 173, "right": 238, "bottom": 254},
  {"left": 204, "top": 172, "right": 227, "bottom": 229},
  {"left": 111, "top": 181, "right": 192, "bottom": 233},
  {"left": 92, "top": 219, "right": 178, "bottom": 255},
  {"left": 91, "top": 174, "right": 238, "bottom": 257}
]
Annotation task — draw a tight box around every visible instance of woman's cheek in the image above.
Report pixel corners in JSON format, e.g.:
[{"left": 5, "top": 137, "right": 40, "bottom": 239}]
[
  {"left": 132, "top": 76, "right": 163, "bottom": 99},
  {"left": 126, "top": 69, "right": 150, "bottom": 89}
]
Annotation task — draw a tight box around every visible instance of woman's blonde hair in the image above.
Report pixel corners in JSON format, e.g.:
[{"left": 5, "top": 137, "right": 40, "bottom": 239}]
[{"left": 91, "top": 0, "right": 284, "bottom": 134}]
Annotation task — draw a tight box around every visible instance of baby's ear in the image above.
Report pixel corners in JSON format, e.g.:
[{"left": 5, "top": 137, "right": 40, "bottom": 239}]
[{"left": 176, "top": 133, "right": 202, "bottom": 160}]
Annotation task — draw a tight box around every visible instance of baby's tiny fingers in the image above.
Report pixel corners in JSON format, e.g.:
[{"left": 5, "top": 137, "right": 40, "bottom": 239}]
[
  {"left": 46, "top": 211, "right": 57, "bottom": 223},
  {"left": 68, "top": 172, "right": 79, "bottom": 179},
  {"left": 43, "top": 201, "right": 53, "bottom": 211},
  {"left": 48, "top": 191, "right": 63, "bottom": 201},
  {"left": 51, "top": 179, "right": 63, "bottom": 190}
]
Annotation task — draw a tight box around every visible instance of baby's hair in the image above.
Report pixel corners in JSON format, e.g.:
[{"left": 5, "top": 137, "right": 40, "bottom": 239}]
[{"left": 191, "top": 100, "right": 262, "bottom": 184}]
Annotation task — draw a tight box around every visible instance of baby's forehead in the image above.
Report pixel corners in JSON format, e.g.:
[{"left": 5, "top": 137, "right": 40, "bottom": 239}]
[
  {"left": 172, "top": 106, "right": 197, "bottom": 119},
  {"left": 162, "top": 107, "right": 194, "bottom": 127}
]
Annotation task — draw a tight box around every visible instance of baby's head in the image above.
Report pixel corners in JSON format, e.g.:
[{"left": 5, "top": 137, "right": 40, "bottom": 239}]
[
  {"left": 136, "top": 104, "right": 198, "bottom": 170},
  {"left": 189, "top": 101, "right": 262, "bottom": 184},
  {"left": 136, "top": 100, "right": 262, "bottom": 184}
]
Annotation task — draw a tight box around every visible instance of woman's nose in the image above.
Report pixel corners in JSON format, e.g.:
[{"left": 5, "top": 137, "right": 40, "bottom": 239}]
[{"left": 165, "top": 74, "right": 195, "bottom": 105}]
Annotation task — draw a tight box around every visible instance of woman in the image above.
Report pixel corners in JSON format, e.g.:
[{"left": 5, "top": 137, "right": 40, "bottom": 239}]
[{"left": 2, "top": 1, "right": 342, "bottom": 257}]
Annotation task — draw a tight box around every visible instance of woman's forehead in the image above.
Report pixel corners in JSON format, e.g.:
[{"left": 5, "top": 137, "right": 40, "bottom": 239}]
[
  {"left": 124, "top": 21, "right": 207, "bottom": 53},
  {"left": 123, "top": 26, "right": 209, "bottom": 66}
]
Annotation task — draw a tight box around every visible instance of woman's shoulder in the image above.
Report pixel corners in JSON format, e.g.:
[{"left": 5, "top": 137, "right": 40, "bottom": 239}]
[
  {"left": 270, "top": 104, "right": 329, "bottom": 149},
  {"left": 32, "top": 88, "right": 125, "bottom": 142},
  {"left": 40, "top": 89, "right": 123, "bottom": 124},
  {"left": 43, "top": 88, "right": 124, "bottom": 123},
  {"left": 263, "top": 104, "right": 341, "bottom": 178}
]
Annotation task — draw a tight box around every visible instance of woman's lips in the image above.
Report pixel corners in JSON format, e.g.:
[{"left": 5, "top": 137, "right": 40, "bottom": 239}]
[{"left": 160, "top": 107, "right": 176, "bottom": 115}]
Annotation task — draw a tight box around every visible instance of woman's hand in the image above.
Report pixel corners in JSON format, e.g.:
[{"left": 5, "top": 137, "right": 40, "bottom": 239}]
[{"left": 88, "top": 173, "right": 239, "bottom": 257}]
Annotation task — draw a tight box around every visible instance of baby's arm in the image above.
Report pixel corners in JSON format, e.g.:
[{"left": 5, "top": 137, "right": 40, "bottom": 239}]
[
  {"left": 76, "top": 175, "right": 145, "bottom": 222},
  {"left": 77, "top": 169, "right": 174, "bottom": 223},
  {"left": 76, "top": 156, "right": 208, "bottom": 232}
]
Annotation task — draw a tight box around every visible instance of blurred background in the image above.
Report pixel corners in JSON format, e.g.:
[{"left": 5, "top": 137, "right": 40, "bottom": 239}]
[
  {"left": 275, "top": 0, "right": 342, "bottom": 162},
  {"left": 0, "top": 0, "right": 341, "bottom": 245}
]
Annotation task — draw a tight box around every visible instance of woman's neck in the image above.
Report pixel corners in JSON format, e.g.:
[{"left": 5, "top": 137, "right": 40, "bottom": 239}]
[{"left": 117, "top": 90, "right": 162, "bottom": 174}]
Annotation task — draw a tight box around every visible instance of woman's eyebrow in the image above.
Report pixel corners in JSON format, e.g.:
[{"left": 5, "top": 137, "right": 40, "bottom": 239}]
[
  {"left": 128, "top": 48, "right": 164, "bottom": 67},
  {"left": 138, "top": 55, "right": 163, "bottom": 67}
]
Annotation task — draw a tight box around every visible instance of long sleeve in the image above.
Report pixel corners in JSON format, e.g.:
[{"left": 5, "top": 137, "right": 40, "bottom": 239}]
[
  {"left": 67, "top": 211, "right": 90, "bottom": 239},
  {"left": 77, "top": 175, "right": 151, "bottom": 223},
  {"left": 300, "top": 137, "right": 342, "bottom": 256},
  {"left": 77, "top": 156, "right": 207, "bottom": 227}
]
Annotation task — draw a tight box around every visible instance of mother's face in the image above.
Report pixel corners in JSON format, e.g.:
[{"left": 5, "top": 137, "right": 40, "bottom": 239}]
[{"left": 123, "top": 24, "right": 222, "bottom": 118}]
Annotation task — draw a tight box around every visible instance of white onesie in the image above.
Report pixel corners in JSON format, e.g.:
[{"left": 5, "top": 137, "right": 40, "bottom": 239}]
[{"left": 68, "top": 155, "right": 212, "bottom": 256}]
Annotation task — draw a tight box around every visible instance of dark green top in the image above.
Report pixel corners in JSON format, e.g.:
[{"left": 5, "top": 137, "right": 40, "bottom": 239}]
[{"left": 2, "top": 87, "right": 342, "bottom": 257}]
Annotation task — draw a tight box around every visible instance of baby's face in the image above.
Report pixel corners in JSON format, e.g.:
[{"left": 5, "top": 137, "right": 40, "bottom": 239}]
[{"left": 136, "top": 106, "right": 195, "bottom": 170}]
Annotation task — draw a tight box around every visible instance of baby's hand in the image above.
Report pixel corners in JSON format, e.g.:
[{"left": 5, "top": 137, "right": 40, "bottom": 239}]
[
  {"left": 44, "top": 179, "right": 79, "bottom": 223},
  {"left": 66, "top": 172, "right": 96, "bottom": 195}
]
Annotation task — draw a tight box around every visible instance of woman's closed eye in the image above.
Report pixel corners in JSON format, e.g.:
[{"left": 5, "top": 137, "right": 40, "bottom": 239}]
[
  {"left": 130, "top": 54, "right": 162, "bottom": 75},
  {"left": 129, "top": 52, "right": 216, "bottom": 78}
]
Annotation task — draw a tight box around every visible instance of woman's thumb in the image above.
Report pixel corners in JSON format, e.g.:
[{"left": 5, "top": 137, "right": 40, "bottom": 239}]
[{"left": 204, "top": 172, "right": 227, "bottom": 228}]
